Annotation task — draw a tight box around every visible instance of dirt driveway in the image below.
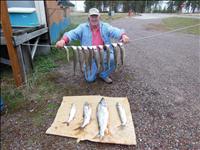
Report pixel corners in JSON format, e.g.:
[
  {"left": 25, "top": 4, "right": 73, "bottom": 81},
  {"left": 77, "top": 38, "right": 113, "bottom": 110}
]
[{"left": 1, "top": 17, "right": 200, "bottom": 149}]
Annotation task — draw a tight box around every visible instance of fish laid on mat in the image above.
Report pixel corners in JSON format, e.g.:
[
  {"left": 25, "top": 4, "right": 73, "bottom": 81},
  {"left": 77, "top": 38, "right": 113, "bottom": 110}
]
[
  {"left": 63, "top": 103, "right": 76, "bottom": 126},
  {"left": 111, "top": 43, "right": 119, "bottom": 71},
  {"left": 77, "top": 46, "right": 85, "bottom": 73},
  {"left": 71, "top": 46, "right": 79, "bottom": 75},
  {"left": 116, "top": 102, "right": 127, "bottom": 127},
  {"left": 104, "top": 44, "right": 111, "bottom": 70},
  {"left": 93, "top": 46, "right": 101, "bottom": 72},
  {"left": 98, "top": 45, "right": 105, "bottom": 71},
  {"left": 64, "top": 46, "right": 70, "bottom": 62},
  {"left": 117, "top": 42, "right": 125, "bottom": 65},
  {"left": 75, "top": 102, "right": 92, "bottom": 130},
  {"left": 96, "top": 97, "right": 109, "bottom": 140}
]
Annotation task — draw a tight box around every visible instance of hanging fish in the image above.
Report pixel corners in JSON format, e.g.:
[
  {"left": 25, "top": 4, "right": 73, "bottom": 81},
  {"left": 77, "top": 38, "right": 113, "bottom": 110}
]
[
  {"left": 88, "top": 46, "right": 94, "bottom": 72},
  {"left": 82, "top": 46, "right": 90, "bottom": 76},
  {"left": 77, "top": 46, "right": 85, "bottom": 73},
  {"left": 104, "top": 44, "right": 110, "bottom": 70},
  {"left": 111, "top": 43, "right": 119, "bottom": 71},
  {"left": 64, "top": 46, "right": 70, "bottom": 62},
  {"left": 98, "top": 45, "right": 105, "bottom": 71},
  {"left": 71, "top": 46, "right": 79, "bottom": 75},
  {"left": 92, "top": 46, "right": 101, "bottom": 72},
  {"left": 117, "top": 42, "right": 125, "bottom": 65}
]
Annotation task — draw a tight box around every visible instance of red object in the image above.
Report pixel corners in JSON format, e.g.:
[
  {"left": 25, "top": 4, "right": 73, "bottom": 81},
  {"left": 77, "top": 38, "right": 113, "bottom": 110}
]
[{"left": 91, "top": 25, "right": 104, "bottom": 46}]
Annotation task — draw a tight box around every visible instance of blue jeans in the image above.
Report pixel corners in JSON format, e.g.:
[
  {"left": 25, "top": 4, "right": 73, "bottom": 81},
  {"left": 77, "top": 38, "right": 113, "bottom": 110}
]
[{"left": 84, "top": 50, "right": 115, "bottom": 82}]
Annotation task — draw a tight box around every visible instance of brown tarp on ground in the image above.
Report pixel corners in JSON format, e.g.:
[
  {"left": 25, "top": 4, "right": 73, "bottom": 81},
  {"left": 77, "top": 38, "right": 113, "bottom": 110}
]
[{"left": 46, "top": 95, "right": 136, "bottom": 145}]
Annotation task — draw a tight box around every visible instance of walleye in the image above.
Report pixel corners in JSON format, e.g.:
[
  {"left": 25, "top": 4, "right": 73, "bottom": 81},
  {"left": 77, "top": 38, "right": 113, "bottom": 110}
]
[
  {"left": 71, "top": 46, "right": 79, "bottom": 75},
  {"left": 77, "top": 46, "right": 84, "bottom": 73},
  {"left": 64, "top": 46, "right": 70, "bottom": 62},
  {"left": 98, "top": 45, "right": 105, "bottom": 71},
  {"left": 117, "top": 42, "right": 125, "bottom": 65},
  {"left": 111, "top": 43, "right": 119, "bottom": 71},
  {"left": 104, "top": 44, "right": 110, "bottom": 70},
  {"left": 75, "top": 102, "right": 92, "bottom": 130},
  {"left": 82, "top": 46, "right": 90, "bottom": 76},
  {"left": 93, "top": 46, "right": 101, "bottom": 72},
  {"left": 88, "top": 46, "right": 94, "bottom": 72},
  {"left": 96, "top": 97, "right": 109, "bottom": 140},
  {"left": 116, "top": 102, "right": 127, "bottom": 127},
  {"left": 63, "top": 103, "right": 76, "bottom": 126}
]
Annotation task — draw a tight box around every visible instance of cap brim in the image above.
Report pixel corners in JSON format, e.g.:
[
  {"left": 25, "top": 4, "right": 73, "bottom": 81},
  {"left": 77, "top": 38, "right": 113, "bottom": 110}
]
[{"left": 89, "top": 13, "right": 100, "bottom": 16}]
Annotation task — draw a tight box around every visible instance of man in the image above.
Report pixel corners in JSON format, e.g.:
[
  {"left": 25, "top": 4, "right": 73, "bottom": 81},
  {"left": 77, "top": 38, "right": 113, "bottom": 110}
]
[{"left": 56, "top": 8, "right": 129, "bottom": 84}]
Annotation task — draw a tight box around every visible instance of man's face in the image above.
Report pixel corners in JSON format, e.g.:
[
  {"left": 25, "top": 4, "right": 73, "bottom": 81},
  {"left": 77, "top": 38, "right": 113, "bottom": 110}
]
[{"left": 89, "top": 15, "right": 100, "bottom": 26}]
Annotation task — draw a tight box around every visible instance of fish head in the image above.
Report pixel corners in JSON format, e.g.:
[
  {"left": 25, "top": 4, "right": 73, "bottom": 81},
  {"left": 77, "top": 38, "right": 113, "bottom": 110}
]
[
  {"left": 84, "top": 102, "right": 90, "bottom": 106},
  {"left": 88, "top": 46, "right": 93, "bottom": 50},
  {"left": 111, "top": 43, "right": 117, "bottom": 48},
  {"left": 98, "top": 45, "right": 103, "bottom": 50},
  {"left": 77, "top": 46, "right": 82, "bottom": 50},
  {"left": 99, "top": 97, "right": 107, "bottom": 106},
  {"left": 116, "top": 102, "right": 121, "bottom": 108},
  {"left": 117, "top": 42, "right": 123, "bottom": 46},
  {"left": 71, "top": 46, "right": 77, "bottom": 50},
  {"left": 92, "top": 46, "right": 97, "bottom": 50}
]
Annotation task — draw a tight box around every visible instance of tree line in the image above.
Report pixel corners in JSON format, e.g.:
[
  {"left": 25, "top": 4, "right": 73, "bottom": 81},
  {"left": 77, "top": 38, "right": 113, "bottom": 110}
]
[{"left": 84, "top": 0, "right": 200, "bottom": 13}]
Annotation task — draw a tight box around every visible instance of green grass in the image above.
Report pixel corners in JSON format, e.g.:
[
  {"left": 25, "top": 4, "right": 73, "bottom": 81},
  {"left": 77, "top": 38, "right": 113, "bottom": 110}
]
[{"left": 162, "top": 17, "right": 200, "bottom": 35}]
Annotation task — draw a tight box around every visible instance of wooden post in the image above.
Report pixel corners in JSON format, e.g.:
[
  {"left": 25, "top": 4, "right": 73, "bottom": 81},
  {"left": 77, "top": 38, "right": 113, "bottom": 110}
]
[{"left": 1, "top": 1, "right": 23, "bottom": 86}]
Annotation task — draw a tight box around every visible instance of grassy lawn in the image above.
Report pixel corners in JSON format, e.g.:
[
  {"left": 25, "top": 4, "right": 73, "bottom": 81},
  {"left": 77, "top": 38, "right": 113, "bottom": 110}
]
[
  {"left": 70, "top": 12, "right": 127, "bottom": 24},
  {"left": 162, "top": 17, "right": 200, "bottom": 35}
]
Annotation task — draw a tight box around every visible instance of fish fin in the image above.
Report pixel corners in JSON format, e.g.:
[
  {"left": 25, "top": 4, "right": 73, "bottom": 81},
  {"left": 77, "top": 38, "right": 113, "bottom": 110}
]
[
  {"left": 117, "top": 124, "right": 126, "bottom": 129},
  {"left": 92, "top": 134, "right": 100, "bottom": 140},
  {"left": 76, "top": 138, "right": 81, "bottom": 143},
  {"left": 62, "top": 121, "right": 69, "bottom": 126}
]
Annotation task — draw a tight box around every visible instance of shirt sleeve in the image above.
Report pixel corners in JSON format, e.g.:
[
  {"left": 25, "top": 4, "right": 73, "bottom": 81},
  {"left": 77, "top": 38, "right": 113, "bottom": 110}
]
[
  {"left": 63, "top": 24, "right": 83, "bottom": 43},
  {"left": 106, "top": 23, "right": 125, "bottom": 40}
]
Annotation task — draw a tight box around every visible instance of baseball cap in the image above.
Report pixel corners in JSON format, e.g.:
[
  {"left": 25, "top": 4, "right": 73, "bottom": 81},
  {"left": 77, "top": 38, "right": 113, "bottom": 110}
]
[{"left": 88, "top": 8, "right": 100, "bottom": 16}]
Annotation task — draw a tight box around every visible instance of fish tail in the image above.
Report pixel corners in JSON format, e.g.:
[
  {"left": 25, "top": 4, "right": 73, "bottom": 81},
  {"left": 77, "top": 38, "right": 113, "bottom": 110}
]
[{"left": 74, "top": 126, "right": 84, "bottom": 131}]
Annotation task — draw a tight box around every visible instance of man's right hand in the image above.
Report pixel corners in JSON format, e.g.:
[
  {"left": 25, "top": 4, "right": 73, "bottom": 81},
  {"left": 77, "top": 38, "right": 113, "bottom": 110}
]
[{"left": 56, "top": 39, "right": 65, "bottom": 48}]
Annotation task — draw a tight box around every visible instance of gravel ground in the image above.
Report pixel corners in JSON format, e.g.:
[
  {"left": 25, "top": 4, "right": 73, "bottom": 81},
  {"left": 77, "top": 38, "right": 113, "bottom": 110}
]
[{"left": 1, "top": 17, "right": 200, "bottom": 149}]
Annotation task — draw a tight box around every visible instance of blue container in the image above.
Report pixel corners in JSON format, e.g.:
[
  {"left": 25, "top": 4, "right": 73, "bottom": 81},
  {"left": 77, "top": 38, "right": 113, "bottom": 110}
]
[
  {"left": 8, "top": 7, "right": 39, "bottom": 27},
  {"left": 0, "top": 97, "right": 4, "bottom": 112}
]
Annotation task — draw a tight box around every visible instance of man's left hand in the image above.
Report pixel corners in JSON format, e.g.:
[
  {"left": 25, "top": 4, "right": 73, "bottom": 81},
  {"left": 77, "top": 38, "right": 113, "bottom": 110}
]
[{"left": 122, "top": 34, "right": 129, "bottom": 44}]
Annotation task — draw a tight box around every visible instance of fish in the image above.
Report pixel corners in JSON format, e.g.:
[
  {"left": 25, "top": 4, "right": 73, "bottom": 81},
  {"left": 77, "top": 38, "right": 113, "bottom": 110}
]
[
  {"left": 117, "top": 42, "right": 125, "bottom": 65},
  {"left": 96, "top": 97, "right": 109, "bottom": 140},
  {"left": 82, "top": 46, "right": 90, "bottom": 76},
  {"left": 75, "top": 102, "right": 92, "bottom": 130},
  {"left": 92, "top": 46, "right": 101, "bottom": 72},
  {"left": 104, "top": 44, "right": 111, "bottom": 70},
  {"left": 88, "top": 46, "right": 94, "bottom": 73},
  {"left": 64, "top": 46, "right": 70, "bottom": 62},
  {"left": 98, "top": 45, "right": 105, "bottom": 71},
  {"left": 71, "top": 46, "right": 79, "bottom": 75},
  {"left": 77, "top": 46, "right": 85, "bottom": 73},
  {"left": 111, "top": 43, "right": 119, "bottom": 71},
  {"left": 116, "top": 102, "right": 127, "bottom": 127},
  {"left": 63, "top": 103, "right": 76, "bottom": 126}
]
